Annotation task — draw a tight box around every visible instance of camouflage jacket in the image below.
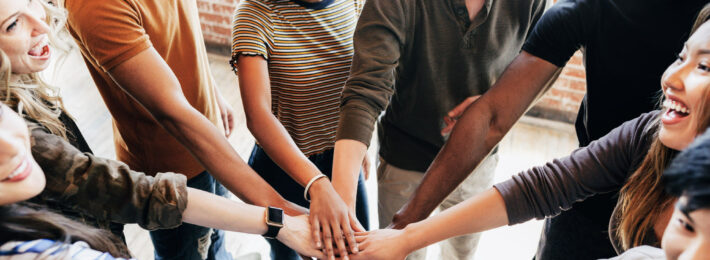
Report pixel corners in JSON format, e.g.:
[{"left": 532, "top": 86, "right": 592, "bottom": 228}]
[{"left": 28, "top": 122, "right": 188, "bottom": 231}]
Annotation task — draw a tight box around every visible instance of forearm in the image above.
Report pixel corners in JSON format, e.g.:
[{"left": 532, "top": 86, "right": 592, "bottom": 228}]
[
  {"left": 156, "top": 107, "right": 293, "bottom": 212},
  {"left": 247, "top": 112, "right": 322, "bottom": 186},
  {"left": 394, "top": 52, "right": 559, "bottom": 225},
  {"left": 331, "top": 139, "right": 368, "bottom": 208},
  {"left": 402, "top": 189, "right": 509, "bottom": 252},
  {"left": 182, "top": 188, "right": 268, "bottom": 234}
]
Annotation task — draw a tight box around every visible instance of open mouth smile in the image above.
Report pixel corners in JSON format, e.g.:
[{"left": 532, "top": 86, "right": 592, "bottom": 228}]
[{"left": 662, "top": 98, "right": 691, "bottom": 125}]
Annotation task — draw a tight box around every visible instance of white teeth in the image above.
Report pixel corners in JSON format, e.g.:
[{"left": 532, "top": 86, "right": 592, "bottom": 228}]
[
  {"left": 664, "top": 99, "right": 690, "bottom": 114},
  {"left": 4, "top": 159, "right": 27, "bottom": 181}
]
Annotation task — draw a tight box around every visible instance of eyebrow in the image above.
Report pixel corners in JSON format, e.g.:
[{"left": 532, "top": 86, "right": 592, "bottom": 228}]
[
  {"left": 0, "top": 12, "right": 20, "bottom": 28},
  {"left": 681, "top": 210, "right": 696, "bottom": 224},
  {"left": 700, "top": 49, "right": 710, "bottom": 55}
]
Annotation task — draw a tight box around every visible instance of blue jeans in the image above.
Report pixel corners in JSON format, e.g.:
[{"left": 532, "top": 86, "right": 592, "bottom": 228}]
[
  {"left": 249, "top": 145, "right": 370, "bottom": 260},
  {"left": 149, "top": 171, "right": 232, "bottom": 260}
]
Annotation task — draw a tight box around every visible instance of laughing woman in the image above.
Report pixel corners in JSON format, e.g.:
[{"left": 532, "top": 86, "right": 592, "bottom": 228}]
[
  {"left": 351, "top": 7, "right": 710, "bottom": 260},
  {"left": 0, "top": 0, "right": 322, "bottom": 258}
]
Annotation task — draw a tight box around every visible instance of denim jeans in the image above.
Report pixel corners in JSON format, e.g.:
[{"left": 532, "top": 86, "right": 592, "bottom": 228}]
[
  {"left": 149, "top": 171, "right": 232, "bottom": 260},
  {"left": 249, "top": 145, "right": 370, "bottom": 260}
]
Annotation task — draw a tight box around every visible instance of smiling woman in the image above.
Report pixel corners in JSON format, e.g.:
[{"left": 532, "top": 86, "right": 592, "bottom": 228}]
[
  {"left": 0, "top": 104, "right": 44, "bottom": 205},
  {"left": 0, "top": 0, "right": 70, "bottom": 140},
  {"left": 0, "top": 104, "right": 132, "bottom": 259}
]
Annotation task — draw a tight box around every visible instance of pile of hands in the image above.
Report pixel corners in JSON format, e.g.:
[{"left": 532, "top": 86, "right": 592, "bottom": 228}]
[
  {"left": 278, "top": 206, "right": 412, "bottom": 260},
  {"left": 276, "top": 177, "right": 417, "bottom": 260}
]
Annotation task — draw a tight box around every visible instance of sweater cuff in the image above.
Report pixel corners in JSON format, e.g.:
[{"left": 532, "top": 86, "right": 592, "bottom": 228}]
[
  {"left": 493, "top": 177, "right": 533, "bottom": 225},
  {"left": 143, "top": 172, "right": 189, "bottom": 230},
  {"left": 336, "top": 102, "right": 378, "bottom": 147}
]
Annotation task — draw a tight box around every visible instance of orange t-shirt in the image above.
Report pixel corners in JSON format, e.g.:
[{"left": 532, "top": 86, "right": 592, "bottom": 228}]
[{"left": 65, "top": 0, "right": 223, "bottom": 178}]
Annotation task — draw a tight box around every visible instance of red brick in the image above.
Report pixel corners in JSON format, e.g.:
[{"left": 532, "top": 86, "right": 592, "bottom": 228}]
[
  {"left": 201, "top": 13, "right": 231, "bottom": 25},
  {"left": 561, "top": 66, "right": 585, "bottom": 79},
  {"left": 567, "top": 51, "right": 584, "bottom": 66}
]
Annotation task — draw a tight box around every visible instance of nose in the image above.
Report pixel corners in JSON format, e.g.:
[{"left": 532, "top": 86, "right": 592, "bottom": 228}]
[
  {"left": 26, "top": 5, "right": 49, "bottom": 36},
  {"left": 0, "top": 130, "right": 20, "bottom": 167},
  {"left": 662, "top": 59, "right": 690, "bottom": 93}
]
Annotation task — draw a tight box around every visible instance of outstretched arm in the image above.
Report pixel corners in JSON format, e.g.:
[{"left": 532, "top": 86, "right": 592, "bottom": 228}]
[
  {"left": 390, "top": 52, "right": 560, "bottom": 228},
  {"left": 30, "top": 125, "right": 321, "bottom": 257},
  {"left": 107, "top": 48, "right": 305, "bottom": 215},
  {"left": 183, "top": 189, "right": 324, "bottom": 258},
  {"left": 352, "top": 188, "right": 509, "bottom": 260},
  {"left": 235, "top": 55, "right": 363, "bottom": 259}
]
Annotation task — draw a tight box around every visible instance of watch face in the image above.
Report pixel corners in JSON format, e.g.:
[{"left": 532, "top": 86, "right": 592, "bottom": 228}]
[{"left": 268, "top": 207, "right": 283, "bottom": 224}]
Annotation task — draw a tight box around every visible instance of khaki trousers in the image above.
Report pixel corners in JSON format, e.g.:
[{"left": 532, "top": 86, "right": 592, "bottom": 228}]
[{"left": 377, "top": 154, "right": 498, "bottom": 260}]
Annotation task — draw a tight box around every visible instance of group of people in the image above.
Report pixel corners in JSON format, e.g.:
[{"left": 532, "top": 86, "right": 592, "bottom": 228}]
[{"left": 0, "top": 0, "right": 709, "bottom": 259}]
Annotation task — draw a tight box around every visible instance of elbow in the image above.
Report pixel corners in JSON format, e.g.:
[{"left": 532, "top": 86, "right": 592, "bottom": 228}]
[{"left": 478, "top": 100, "right": 508, "bottom": 148}]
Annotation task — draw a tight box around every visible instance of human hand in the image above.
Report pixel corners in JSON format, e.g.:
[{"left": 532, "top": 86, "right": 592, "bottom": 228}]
[
  {"left": 278, "top": 215, "right": 326, "bottom": 259},
  {"left": 348, "top": 230, "right": 410, "bottom": 260},
  {"left": 308, "top": 178, "right": 364, "bottom": 260},
  {"left": 441, "top": 95, "right": 481, "bottom": 137},
  {"left": 387, "top": 207, "right": 421, "bottom": 230},
  {"left": 216, "top": 91, "right": 235, "bottom": 137}
]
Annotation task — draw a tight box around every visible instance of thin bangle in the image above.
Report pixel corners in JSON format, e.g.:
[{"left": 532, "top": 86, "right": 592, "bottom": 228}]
[{"left": 304, "top": 174, "right": 328, "bottom": 202}]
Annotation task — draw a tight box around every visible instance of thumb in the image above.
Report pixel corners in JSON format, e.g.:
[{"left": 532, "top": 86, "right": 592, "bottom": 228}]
[{"left": 349, "top": 212, "right": 366, "bottom": 232}]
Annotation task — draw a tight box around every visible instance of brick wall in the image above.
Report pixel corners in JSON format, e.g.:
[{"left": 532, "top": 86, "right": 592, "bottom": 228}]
[
  {"left": 197, "top": 0, "right": 588, "bottom": 123},
  {"left": 197, "top": 0, "right": 239, "bottom": 53},
  {"left": 527, "top": 52, "right": 586, "bottom": 123}
]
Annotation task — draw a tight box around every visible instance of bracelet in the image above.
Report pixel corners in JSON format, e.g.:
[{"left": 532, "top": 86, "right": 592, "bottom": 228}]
[{"left": 304, "top": 174, "right": 328, "bottom": 202}]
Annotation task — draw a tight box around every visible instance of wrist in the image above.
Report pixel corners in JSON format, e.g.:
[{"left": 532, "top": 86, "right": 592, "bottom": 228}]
[
  {"left": 401, "top": 222, "right": 426, "bottom": 253},
  {"left": 306, "top": 176, "right": 330, "bottom": 197}
]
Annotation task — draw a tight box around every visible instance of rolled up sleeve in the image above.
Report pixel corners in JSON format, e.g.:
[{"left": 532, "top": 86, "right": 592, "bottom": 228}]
[{"left": 30, "top": 126, "right": 188, "bottom": 230}]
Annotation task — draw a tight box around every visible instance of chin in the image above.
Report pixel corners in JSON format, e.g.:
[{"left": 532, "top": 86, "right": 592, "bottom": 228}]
[{"left": 659, "top": 129, "right": 694, "bottom": 151}]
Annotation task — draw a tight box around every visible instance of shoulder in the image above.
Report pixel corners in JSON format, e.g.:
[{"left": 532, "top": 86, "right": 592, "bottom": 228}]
[
  {"left": 237, "top": 0, "right": 275, "bottom": 14},
  {"left": 608, "top": 246, "right": 665, "bottom": 260}
]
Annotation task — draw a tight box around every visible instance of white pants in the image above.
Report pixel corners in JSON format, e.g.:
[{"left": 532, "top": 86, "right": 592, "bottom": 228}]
[{"left": 377, "top": 154, "right": 498, "bottom": 260}]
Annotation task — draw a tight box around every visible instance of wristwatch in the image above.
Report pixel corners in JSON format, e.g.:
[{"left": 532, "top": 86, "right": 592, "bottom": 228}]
[{"left": 263, "top": 206, "right": 284, "bottom": 239}]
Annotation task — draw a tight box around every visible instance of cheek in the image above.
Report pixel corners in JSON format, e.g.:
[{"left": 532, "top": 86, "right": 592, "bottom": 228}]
[
  {"left": 0, "top": 42, "right": 32, "bottom": 74},
  {"left": 662, "top": 231, "right": 686, "bottom": 260}
]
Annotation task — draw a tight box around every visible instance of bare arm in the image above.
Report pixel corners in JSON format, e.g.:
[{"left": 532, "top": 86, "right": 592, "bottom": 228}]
[
  {"left": 182, "top": 189, "right": 324, "bottom": 258},
  {"left": 236, "top": 55, "right": 362, "bottom": 258},
  {"left": 391, "top": 51, "right": 560, "bottom": 228},
  {"left": 107, "top": 48, "right": 305, "bottom": 215},
  {"left": 352, "top": 188, "right": 509, "bottom": 260}
]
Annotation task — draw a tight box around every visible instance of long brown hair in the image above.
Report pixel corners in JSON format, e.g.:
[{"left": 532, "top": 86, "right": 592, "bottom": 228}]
[
  {"left": 616, "top": 8, "right": 710, "bottom": 249},
  {"left": 0, "top": 203, "right": 131, "bottom": 258}
]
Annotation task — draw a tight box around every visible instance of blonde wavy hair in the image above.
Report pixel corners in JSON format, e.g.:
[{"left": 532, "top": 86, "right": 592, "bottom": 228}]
[{"left": 1, "top": 0, "right": 72, "bottom": 138}]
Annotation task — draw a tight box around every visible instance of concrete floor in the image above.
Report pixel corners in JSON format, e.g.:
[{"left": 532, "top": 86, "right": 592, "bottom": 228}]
[{"left": 47, "top": 46, "right": 579, "bottom": 260}]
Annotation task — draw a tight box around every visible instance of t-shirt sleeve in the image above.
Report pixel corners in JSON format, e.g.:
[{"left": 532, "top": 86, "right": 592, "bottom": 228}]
[
  {"left": 66, "top": 0, "right": 151, "bottom": 71},
  {"left": 521, "top": 0, "right": 594, "bottom": 67},
  {"left": 230, "top": 0, "right": 272, "bottom": 67},
  {"left": 494, "top": 111, "right": 660, "bottom": 225}
]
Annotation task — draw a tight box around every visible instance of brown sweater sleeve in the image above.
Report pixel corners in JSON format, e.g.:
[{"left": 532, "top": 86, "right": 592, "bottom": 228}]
[
  {"left": 30, "top": 126, "right": 188, "bottom": 230},
  {"left": 494, "top": 111, "right": 659, "bottom": 225}
]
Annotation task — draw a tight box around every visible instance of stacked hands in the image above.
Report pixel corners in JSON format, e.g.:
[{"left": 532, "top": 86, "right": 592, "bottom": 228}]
[{"left": 280, "top": 97, "right": 482, "bottom": 260}]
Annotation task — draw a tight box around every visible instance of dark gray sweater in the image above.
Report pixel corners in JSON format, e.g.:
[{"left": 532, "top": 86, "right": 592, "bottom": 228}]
[
  {"left": 336, "top": 0, "right": 547, "bottom": 171},
  {"left": 494, "top": 111, "right": 664, "bottom": 251}
]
